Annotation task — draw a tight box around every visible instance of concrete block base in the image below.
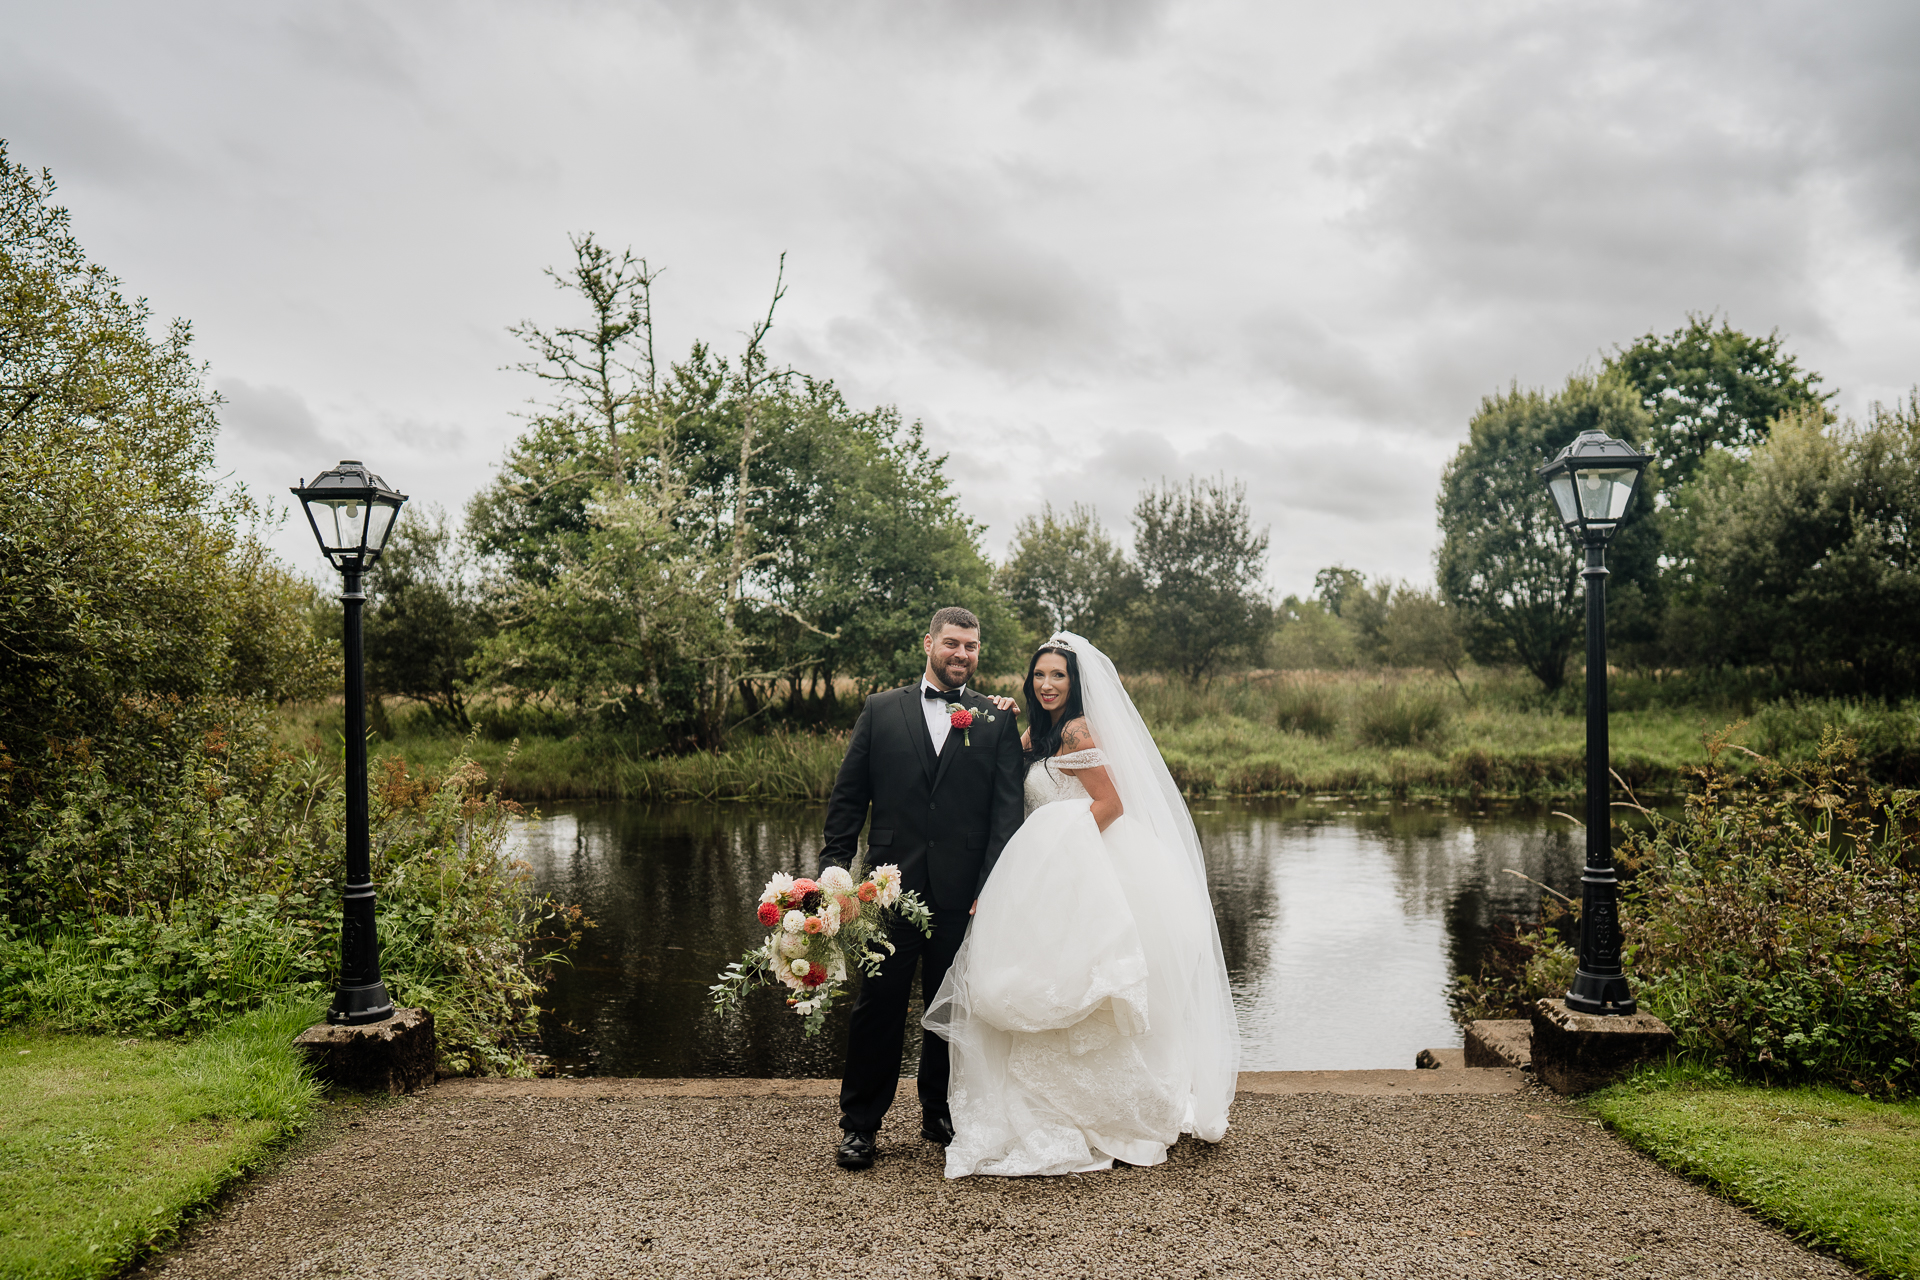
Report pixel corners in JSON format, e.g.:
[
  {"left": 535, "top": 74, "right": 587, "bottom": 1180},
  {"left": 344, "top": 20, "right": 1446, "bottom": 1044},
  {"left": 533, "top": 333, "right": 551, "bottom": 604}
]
[
  {"left": 1529, "top": 998, "right": 1674, "bottom": 1094},
  {"left": 1465, "top": 1019, "right": 1534, "bottom": 1070},
  {"left": 294, "top": 1007, "right": 436, "bottom": 1094}
]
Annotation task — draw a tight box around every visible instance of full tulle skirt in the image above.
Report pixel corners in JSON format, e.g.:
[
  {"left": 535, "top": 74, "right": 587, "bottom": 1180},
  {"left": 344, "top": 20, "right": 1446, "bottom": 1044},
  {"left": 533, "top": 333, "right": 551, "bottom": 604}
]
[{"left": 924, "top": 798, "right": 1236, "bottom": 1178}]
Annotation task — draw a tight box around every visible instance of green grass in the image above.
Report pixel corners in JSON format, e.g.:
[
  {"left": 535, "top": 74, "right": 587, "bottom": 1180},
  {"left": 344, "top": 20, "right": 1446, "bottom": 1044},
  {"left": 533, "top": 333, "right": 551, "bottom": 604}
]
[
  {"left": 1591, "top": 1064, "right": 1920, "bottom": 1279},
  {"left": 0, "top": 997, "right": 323, "bottom": 1279}
]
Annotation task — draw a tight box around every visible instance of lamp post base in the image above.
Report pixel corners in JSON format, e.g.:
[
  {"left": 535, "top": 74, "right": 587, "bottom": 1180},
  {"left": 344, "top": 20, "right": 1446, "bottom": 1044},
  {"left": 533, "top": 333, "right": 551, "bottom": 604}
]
[
  {"left": 1565, "top": 968, "right": 1636, "bottom": 1016},
  {"left": 1530, "top": 998, "right": 1672, "bottom": 1094},
  {"left": 327, "top": 979, "right": 397, "bottom": 1026},
  {"left": 296, "top": 1007, "right": 436, "bottom": 1093}
]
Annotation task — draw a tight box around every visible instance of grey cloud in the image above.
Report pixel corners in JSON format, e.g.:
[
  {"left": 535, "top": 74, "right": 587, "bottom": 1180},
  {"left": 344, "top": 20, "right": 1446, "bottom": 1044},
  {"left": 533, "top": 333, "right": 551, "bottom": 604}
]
[
  {"left": 0, "top": 64, "right": 181, "bottom": 187},
  {"left": 218, "top": 378, "right": 344, "bottom": 467},
  {"left": 1243, "top": 309, "right": 1411, "bottom": 423},
  {"left": 643, "top": 0, "right": 1174, "bottom": 60},
  {"left": 866, "top": 171, "right": 1126, "bottom": 379},
  {"left": 281, "top": 2, "right": 417, "bottom": 93},
  {"left": 1721, "top": 1, "right": 1920, "bottom": 268}
]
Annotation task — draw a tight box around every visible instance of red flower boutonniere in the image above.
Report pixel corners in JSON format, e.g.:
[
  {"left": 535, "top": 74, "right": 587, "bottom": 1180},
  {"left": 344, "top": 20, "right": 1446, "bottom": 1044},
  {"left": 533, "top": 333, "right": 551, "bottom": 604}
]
[{"left": 948, "top": 703, "right": 997, "bottom": 746}]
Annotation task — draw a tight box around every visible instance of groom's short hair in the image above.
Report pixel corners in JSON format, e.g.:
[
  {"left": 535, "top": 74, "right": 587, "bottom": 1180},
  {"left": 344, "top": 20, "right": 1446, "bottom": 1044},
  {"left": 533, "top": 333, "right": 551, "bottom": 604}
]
[{"left": 927, "top": 606, "right": 980, "bottom": 637}]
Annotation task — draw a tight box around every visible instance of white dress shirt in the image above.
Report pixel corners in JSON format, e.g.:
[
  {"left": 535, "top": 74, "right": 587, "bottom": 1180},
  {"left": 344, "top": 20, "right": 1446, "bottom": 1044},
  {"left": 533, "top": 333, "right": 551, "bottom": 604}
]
[{"left": 920, "top": 676, "right": 966, "bottom": 754}]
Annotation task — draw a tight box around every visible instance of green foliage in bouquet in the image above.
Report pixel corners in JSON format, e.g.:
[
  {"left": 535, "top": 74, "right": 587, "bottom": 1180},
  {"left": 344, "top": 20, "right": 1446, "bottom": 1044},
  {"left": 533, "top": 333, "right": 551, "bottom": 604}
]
[{"left": 711, "top": 863, "right": 932, "bottom": 1037}]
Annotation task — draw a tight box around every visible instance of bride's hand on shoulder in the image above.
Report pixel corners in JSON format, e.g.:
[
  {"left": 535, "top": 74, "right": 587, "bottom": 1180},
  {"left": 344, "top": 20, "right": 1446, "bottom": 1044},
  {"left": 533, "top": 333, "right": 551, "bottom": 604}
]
[{"left": 986, "top": 694, "right": 1018, "bottom": 714}]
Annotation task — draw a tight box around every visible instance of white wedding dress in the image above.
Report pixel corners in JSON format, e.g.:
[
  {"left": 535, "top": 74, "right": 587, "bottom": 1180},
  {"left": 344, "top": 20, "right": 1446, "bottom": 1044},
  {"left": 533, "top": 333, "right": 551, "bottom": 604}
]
[{"left": 925, "top": 634, "right": 1240, "bottom": 1179}]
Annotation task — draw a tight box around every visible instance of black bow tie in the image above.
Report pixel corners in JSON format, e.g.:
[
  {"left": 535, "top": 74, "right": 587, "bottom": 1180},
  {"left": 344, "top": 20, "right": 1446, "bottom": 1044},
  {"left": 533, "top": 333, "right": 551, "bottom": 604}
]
[{"left": 923, "top": 686, "right": 963, "bottom": 703}]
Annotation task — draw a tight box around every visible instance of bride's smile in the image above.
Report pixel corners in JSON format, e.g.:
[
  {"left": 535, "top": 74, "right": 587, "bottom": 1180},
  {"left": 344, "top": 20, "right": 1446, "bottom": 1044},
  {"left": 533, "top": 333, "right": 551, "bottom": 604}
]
[{"left": 1031, "top": 652, "right": 1070, "bottom": 713}]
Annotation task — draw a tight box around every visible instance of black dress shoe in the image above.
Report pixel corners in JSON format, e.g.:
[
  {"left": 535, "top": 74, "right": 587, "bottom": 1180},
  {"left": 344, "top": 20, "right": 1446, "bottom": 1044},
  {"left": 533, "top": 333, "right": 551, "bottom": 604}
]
[
  {"left": 836, "top": 1129, "right": 877, "bottom": 1170},
  {"left": 920, "top": 1114, "right": 956, "bottom": 1146}
]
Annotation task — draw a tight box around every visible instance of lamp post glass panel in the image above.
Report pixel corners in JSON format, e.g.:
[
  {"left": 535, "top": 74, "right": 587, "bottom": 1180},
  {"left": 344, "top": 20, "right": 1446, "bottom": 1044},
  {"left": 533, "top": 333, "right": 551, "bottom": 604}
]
[
  {"left": 291, "top": 460, "right": 408, "bottom": 1026},
  {"left": 1537, "top": 431, "right": 1650, "bottom": 1016}
]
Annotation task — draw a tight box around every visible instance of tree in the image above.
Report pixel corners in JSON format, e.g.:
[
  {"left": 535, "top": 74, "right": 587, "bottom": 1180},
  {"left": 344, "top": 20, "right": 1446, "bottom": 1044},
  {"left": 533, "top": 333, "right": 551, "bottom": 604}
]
[
  {"left": 1314, "top": 565, "right": 1392, "bottom": 665},
  {"left": 364, "top": 506, "right": 490, "bottom": 728},
  {"left": 738, "top": 391, "right": 1018, "bottom": 713},
  {"left": 996, "top": 503, "right": 1138, "bottom": 647},
  {"left": 1606, "top": 314, "right": 1832, "bottom": 492},
  {"left": 1268, "top": 596, "right": 1359, "bottom": 669},
  {"left": 1125, "top": 477, "right": 1271, "bottom": 685},
  {"left": 1436, "top": 373, "right": 1657, "bottom": 692},
  {"left": 1667, "top": 396, "right": 1920, "bottom": 694},
  {"left": 1381, "top": 587, "right": 1469, "bottom": 696},
  {"left": 468, "top": 234, "right": 721, "bottom": 742},
  {"left": 0, "top": 143, "right": 329, "bottom": 809},
  {"left": 1311, "top": 566, "right": 1366, "bottom": 617},
  {"left": 469, "top": 236, "right": 1012, "bottom": 743}
]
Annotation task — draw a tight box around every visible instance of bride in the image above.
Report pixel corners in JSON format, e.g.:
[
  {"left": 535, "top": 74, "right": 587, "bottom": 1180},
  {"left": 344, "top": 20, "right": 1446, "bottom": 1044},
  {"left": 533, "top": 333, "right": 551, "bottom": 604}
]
[{"left": 924, "top": 632, "right": 1240, "bottom": 1177}]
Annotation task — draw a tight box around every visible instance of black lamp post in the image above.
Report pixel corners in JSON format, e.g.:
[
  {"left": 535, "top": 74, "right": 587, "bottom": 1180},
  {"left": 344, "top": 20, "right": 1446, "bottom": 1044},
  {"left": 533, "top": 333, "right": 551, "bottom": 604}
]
[
  {"left": 1537, "top": 430, "right": 1651, "bottom": 1016},
  {"left": 292, "top": 460, "right": 409, "bottom": 1026}
]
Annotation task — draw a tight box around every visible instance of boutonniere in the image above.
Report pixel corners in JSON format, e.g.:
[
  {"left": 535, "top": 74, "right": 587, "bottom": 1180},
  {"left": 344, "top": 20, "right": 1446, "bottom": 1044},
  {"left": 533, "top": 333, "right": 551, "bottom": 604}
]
[{"left": 948, "top": 702, "right": 997, "bottom": 746}]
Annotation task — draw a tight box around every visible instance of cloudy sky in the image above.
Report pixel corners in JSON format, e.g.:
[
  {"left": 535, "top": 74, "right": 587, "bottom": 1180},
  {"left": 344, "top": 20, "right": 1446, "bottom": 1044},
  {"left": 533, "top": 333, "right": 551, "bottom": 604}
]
[{"left": 6, "top": 0, "right": 1917, "bottom": 594}]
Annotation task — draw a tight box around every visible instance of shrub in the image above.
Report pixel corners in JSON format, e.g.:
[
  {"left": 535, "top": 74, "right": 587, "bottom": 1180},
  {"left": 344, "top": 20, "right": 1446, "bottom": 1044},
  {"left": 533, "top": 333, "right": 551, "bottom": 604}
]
[
  {"left": 1220, "top": 759, "right": 1300, "bottom": 795},
  {"left": 0, "top": 714, "right": 584, "bottom": 1075},
  {"left": 1452, "top": 731, "right": 1920, "bottom": 1097},
  {"left": 1272, "top": 686, "right": 1338, "bottom": 738},
  {"left": 1619, "top": 733, "right": 1919, "bottom": 1095},
  {"left": 1354, "top": 685, "right": 1450, "bottom": 748},
  {"left": 1749, "top": 697, "right": 1920, "bottom": 785}
]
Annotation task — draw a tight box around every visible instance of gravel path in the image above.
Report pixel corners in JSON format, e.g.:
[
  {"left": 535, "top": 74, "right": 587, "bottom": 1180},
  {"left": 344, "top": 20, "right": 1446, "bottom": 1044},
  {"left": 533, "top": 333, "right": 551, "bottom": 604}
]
[{"left": 144, "top": 1079, "right": 1852, "bottom": 1280}]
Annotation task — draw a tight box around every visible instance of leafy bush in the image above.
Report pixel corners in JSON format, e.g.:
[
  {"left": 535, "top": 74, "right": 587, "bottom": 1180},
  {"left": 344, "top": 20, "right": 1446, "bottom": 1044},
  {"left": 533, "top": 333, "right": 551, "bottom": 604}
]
[
  {"left": 1748, "top": 697, "right": 1920, "bottom": 784},
  {"left": 1619, "top": 733, "right": 1918, "bottom": 1095},
  {"left": 0, "top": 712, "right": 583, "bottom": 1075},
  {"left": 1453, "top": 732, "right": 1919, "bottom": 1097},
  {"left": 1354, "top": 685, "right": 1450, "bottom": 748},
  {"left": 1272, "top": 686, "right": 1338, "bottom": 738}
]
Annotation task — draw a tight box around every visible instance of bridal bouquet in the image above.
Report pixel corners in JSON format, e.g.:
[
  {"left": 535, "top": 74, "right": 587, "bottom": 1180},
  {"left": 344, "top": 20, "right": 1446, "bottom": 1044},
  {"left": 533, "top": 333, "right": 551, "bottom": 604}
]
[{"left": 709, "top": 864, "right": 932, "bottom": 1037}]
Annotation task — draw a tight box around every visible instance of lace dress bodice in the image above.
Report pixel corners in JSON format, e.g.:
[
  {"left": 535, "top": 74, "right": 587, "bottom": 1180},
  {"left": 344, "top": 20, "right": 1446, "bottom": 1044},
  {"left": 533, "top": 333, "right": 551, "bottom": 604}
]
[{"left": 1023, "top": 749, "right": 1107, "bottom": 816}]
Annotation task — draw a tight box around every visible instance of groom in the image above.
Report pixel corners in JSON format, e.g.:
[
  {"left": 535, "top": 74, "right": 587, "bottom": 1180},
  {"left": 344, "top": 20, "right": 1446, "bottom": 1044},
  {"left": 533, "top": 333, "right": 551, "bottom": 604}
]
[{"left": 819, "top": 606, "right": 1025, "bottom": 1170}]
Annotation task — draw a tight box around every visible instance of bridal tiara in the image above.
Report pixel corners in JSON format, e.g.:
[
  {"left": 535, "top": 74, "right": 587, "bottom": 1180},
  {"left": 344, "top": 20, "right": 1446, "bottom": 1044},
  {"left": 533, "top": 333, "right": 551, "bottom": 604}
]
[{"left": 1042, "top": 633, "right": 1077, "bottom": 652}]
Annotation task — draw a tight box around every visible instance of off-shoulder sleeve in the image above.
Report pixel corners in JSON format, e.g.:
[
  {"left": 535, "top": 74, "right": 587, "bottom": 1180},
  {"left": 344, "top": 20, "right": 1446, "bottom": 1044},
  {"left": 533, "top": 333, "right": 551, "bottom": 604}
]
[{"left": 1049, "top": 748, "right": 1107, "bottom": 770}]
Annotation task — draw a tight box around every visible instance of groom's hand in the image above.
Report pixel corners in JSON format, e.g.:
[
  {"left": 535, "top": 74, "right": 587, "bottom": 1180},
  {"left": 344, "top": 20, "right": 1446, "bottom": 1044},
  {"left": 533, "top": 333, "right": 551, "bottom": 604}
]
[{"left": 970, "top": 899, "right": 977, "bottom": 916}]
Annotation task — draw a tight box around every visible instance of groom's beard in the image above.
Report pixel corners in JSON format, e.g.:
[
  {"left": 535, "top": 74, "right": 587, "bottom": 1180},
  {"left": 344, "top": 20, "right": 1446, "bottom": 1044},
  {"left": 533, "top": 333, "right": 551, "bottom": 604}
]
[{"left": 929, "top": 656, "right": 975, "bottom": 689}]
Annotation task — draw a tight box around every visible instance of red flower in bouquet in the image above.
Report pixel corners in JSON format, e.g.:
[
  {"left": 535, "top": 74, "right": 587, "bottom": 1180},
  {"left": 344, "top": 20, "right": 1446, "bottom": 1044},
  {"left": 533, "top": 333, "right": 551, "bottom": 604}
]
[
  {"left": 756, "top": 901, "right": 781, "bottom": 927},
  {"left": 803, "top": 962, "right": 829, "bottom": 987}
]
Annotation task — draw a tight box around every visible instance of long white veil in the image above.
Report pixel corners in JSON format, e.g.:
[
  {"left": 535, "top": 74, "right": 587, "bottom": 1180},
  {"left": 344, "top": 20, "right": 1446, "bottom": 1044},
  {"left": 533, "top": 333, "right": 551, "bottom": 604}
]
[{"left": 1053, "top": 631, "right": 1241, "bottom": 1140}]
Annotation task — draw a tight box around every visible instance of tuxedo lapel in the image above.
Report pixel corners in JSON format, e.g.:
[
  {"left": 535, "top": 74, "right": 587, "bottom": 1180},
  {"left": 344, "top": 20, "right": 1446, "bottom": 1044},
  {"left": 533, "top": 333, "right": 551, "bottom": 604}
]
[
  {"left": 896, "top": 686, "right": 937, "bottom": 783},
  {"left": 929, "top": 693, "right": 972, "bottom": 795}
]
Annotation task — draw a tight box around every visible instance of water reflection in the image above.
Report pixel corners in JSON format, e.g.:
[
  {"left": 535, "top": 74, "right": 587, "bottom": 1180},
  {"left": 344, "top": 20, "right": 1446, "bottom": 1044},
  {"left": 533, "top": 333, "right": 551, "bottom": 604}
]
[{"left": 513, "top": 799, "right": 1585, "bottom": 1077}]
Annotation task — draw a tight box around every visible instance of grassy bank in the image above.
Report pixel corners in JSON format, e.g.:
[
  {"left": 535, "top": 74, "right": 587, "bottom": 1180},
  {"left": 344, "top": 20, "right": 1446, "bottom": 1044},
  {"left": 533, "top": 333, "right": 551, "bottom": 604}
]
[
  {"left": 304, "top": 669, "right": 1744, "bottom": 801},
  {"left": 0, "top": 998, "right": 322, "bottom": 1279},
  {"left": 1130, "top": 670, "right": 1726, "bottom": 797},
  {"left": 1591, "top": 1065, "right": 1920, "bottom": 1279}
]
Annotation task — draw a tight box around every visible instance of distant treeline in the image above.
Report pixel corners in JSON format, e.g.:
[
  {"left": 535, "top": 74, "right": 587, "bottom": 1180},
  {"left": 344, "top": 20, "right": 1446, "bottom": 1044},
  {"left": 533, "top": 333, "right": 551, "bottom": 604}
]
[{"left": 361, "top": 236, "right": 1920, "bottom": 748}]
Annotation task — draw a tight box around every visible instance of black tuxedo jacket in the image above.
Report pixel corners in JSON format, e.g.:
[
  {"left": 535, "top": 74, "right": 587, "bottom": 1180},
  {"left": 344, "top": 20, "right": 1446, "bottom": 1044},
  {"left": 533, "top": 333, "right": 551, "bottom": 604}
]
[{"left": 821, "top": 683, "right": 1025, "bottom": 911}]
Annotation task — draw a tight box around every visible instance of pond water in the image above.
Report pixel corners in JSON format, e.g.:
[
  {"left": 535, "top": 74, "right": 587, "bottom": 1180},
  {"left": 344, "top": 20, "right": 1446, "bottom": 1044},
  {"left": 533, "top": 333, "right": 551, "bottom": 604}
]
[{"left": 512, "top": 798, "right": 1590, "bottom": 1078}]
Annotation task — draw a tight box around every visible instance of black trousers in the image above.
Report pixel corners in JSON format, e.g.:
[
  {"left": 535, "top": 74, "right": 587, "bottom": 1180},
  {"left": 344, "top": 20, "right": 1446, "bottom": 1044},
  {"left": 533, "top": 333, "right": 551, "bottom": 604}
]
[{"left": 838, "top": 907, "right": 970, "bottom": 1133}]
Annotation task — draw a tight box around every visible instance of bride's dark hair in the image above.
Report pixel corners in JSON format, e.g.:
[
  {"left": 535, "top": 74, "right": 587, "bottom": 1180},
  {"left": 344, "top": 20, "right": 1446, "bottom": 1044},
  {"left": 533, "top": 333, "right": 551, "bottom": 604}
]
[{"left": 1021, "top": 643, "right": 1085, "bottom": 773}]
